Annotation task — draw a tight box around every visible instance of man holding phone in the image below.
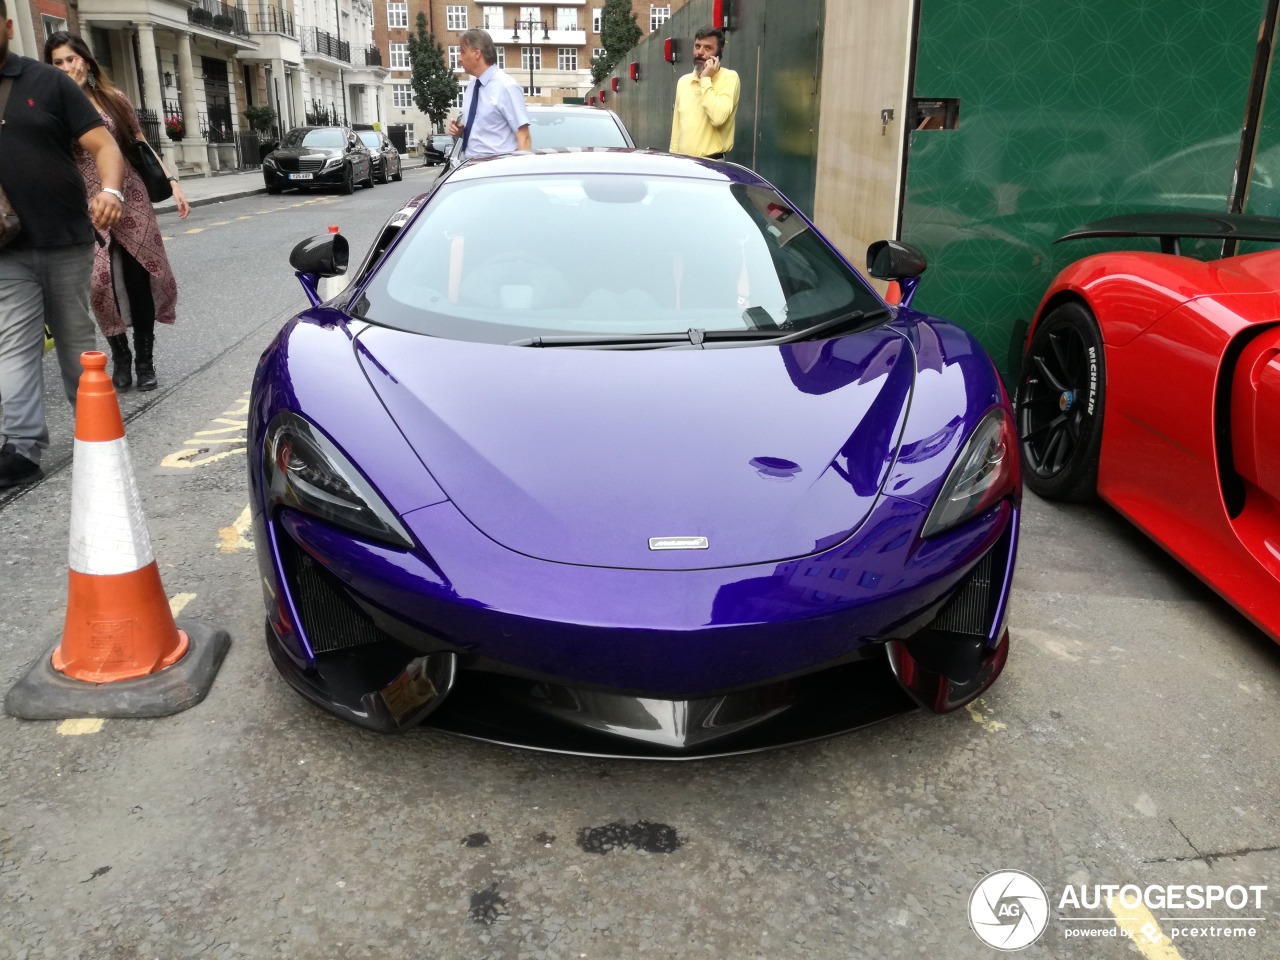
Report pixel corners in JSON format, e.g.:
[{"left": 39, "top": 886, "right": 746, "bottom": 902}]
[{"left": 669, "top": 26, "right": 740, "bottom": 160}]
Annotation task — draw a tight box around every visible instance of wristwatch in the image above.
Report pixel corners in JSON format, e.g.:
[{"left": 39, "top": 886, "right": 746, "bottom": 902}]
[{"left": 100, "top": 187, "right": 125, "bottom": 203}]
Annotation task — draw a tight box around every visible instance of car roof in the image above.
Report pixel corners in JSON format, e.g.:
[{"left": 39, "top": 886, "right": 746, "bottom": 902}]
[{"left": 448, "top": 148, "right": 768, "bottom": 186}]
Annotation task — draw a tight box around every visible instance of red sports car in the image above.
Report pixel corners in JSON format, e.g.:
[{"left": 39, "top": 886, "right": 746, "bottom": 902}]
[{"left": 1017, "top": 212, "right": 1280, "bottom": 643}]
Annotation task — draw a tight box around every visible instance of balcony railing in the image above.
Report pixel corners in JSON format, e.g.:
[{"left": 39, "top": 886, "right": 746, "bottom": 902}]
[
  {"left": 358, "top": 45, "right": 382, "bottom": 67},
  {"left": 249, "top": 4, "right": 296, "bottom": 37},
  {"left": 189, "top": 0, "right": 250, "bottom": 38},
  {"left": 302, "top": 27, "right": 351, "bottom": 63}
]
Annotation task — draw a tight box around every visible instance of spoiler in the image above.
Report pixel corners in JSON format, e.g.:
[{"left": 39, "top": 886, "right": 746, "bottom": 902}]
[{"left": 1056, "top": 212, "right": 1280, "bottom": 256}]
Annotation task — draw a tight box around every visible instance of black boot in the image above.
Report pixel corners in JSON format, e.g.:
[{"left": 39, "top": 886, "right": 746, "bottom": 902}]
[
  {"left": 134, "top": 330, "right": 157, "bottom": 392},
  {"left": 106, "top": 334, "right": 132, "bottom": 390}
]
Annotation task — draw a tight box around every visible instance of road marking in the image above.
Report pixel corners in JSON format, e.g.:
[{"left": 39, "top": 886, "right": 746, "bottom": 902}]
[
  {"left": 57, "top": 718, "right": 104, "bottom": 735},
  {"left": 1107, "top": 896, "right": 1182, "bottom": 959},
  {"left": 161, "top": 395, "right": 249, "bottom": 470},
  {"left": 184, "top": 227, "right": 204, "bottom": 234},
  {"left": 965, "top": 698, "right": 1006, "bottom": 732},
  {"left": 219, "top": 505, "right": 255, "bottom": 553},
  {"left": 170, "top": 593, "right": 197, "bottom": 617},
  {"left": 211, "top": 220, "right": 232, "bottom": 226}
]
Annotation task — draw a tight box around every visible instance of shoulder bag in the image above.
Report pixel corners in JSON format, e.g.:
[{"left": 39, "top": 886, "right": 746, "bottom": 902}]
[
  {"left": 0, "top": 77, "right": 24, "bottom": 248},
  {"left": 129, "top": 137, "right": 174, "bottom": 203}
]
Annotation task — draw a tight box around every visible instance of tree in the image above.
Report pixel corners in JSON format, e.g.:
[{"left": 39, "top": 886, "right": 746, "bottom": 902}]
[
  {"left": 591, "top": 0, "right": 642, "bottom": 84},
  {"left": 407, "top": 12, "right": 460, "bottom": 130}
]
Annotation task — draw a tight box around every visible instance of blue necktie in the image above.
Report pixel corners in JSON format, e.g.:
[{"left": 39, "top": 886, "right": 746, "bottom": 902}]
[{"left": 461, "top": 79, "right": 482, "bottom": 154}]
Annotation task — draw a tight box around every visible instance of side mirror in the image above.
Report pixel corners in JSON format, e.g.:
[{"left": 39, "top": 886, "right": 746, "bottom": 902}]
[
  {"left": 866, "top": 239, "right": 927, "bottom": 280},
  {"left": 866, "top": 240, "right": 927, "bottom": 308},
  {"left": 290, "top": 234, "right": 348, "bottom": 276},
  {"left": 290, "top": 234, "right": 349, "bottom": 307}
]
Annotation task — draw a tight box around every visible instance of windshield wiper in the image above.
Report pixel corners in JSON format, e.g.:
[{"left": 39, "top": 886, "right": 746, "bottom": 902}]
[
  {"left": 763, "top": 308, "right": 891, "bottom": 344},
  {"left": 508, "top": 328, "right": 782, "bottom": 349}
]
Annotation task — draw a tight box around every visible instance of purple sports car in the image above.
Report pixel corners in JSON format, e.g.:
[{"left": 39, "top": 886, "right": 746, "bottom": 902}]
[{"left": 249, "top": 150, "right": 1020, "bottom": 758}]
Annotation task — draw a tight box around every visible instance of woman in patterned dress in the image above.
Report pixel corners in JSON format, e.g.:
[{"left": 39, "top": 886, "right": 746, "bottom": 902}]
[{"left": 44, "top": 31, "right": 190, "bottom": 392}]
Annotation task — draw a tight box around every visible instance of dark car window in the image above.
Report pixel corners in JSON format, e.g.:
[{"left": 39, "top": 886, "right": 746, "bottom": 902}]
[
  {"left": 283, "top": 128, "right": 346, "bottom": 149},
  {"left": 354, "top": 174, "right": 880, "bottom": 344},
  {"left": 527, "top": 113, "right": 629, "bottom": 148},
  {"left": 358, "top": 132, "right": 383, "bottom": 149}
]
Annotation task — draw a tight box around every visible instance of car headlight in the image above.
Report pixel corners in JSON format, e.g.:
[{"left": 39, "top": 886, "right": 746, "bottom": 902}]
[
  {"left": 264, "top": 411, "right": 413, "bottom": 548},
  {"left": 322, "top": 156, "right": 343, "bottom": 170},
  {"left": 921, "top": 407, "right": 1019, "bottom": 538},
  {"left": 263, "top": 157, "right": 277, "bottom": 169}
]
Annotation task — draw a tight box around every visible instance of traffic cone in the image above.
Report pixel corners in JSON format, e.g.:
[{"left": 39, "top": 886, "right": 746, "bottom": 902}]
[{"left": 5, "top": 352, "right": 230, "bottom": 720}]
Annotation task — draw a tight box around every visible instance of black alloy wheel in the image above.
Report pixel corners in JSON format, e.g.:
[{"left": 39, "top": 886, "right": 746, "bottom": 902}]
[
  {"left": 1016, "top": 301, "right": 1106, "bottom": 501},
  {"left": 340, "top": 163, "right": 354, "bottom": 195},
  {"left": 391, "top": 155, "right": 402, "bottom": 181},
  {"left": 376, "top": 157, "right": 389, "bottom": 184},
  {"left": 361, "top": 160, "right": 376, "bottom": 189}
]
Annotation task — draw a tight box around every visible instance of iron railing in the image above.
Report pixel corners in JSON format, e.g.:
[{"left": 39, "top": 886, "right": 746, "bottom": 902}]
[
  {"left": 162, "top": 99, "right": 185, "bottom": 140},
  {"left": 189, "top": 0, "right": 250, "bottom": 38},
  {"left": 359, "top": 45, "right": 382, "bottom": 67},
  {"left": 137, "top": 108, "right": 161, "bottom": 145},
  {"left": 249, "top": 4, "right": 296, "bottom": 36},
  {"left": 234, "top": 130, "right": 263, "bottom": 169},
  {"left": 200, "top": 111, "right": 235, "bottom": 143},
  {"left": 302, "top": 27, "right": 350, "bottom": 63},
  {"left": 304, "top": 101, "right": 345, "bottom": 126}
]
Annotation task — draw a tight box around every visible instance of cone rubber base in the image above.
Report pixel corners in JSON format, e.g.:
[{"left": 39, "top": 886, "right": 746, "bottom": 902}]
[{"left": 4, "top": 619, "right": 231, "bottom": 720}]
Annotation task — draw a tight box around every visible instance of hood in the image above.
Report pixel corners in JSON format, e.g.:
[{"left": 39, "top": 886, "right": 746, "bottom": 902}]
[
  {"left": 269, "top": 146, "right": 345, "bottom": 161},
  {"left": 355, "top": 327, "right": 916, "bottom": 570}
]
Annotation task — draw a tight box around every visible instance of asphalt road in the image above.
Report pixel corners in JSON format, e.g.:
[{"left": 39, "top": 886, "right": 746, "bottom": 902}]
[{"left": 1, "top": 170, "right": 1279, "bottom": 960}]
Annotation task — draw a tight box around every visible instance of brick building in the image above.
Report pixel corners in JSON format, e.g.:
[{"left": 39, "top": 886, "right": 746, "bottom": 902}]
[{"left": 376, "top": 1, "right": 688, "bottom": 151}]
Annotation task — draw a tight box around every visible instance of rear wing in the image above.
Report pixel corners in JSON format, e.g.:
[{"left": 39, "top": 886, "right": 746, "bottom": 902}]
[{"left": 1056, "top": 212, "right": 1280, "bottom": 256}]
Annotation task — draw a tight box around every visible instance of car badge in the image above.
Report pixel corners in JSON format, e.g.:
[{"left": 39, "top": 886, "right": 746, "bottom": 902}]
[{"left": 648, "top": 536, "right": 709, "bottom": 551}]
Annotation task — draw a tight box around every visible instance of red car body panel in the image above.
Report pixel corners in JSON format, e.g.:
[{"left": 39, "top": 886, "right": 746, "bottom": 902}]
[{"left": 1030, "top": 249, "right": 1280, "bottom": 643}]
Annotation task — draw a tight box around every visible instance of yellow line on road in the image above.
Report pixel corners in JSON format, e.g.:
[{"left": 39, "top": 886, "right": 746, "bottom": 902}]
[
  {"left": 1107, "top": 896, "right": 1183, "bottom": 959},
  {"left": 185, "top": 227, "right": 204, "bottom": 234},
  {"left": 211, "top": 220, "right": 232, "bottom": 226},
  {"left": 219, "top": 505, "right": 255, "bottom": 554},
  {"left": 56, "top": 718, "right": 104, "bottom": 735},
  {"left": 169, "top": 593, "right": 197, "bottom": 617}
]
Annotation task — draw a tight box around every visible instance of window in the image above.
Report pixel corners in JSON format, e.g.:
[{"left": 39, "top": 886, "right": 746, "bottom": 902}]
[
  {"left": 405, "top": 128, "right": 417, "bottom": 149},
  {"left": 389, "top": 43, "right": 410, "bottom": 70},
  {"left": 387, "top": 2, "right": 407, "bottom": 29},
  {"left": 42, "top": 15, "right": 68, "bottom": 38},
  {"left": 449, "top": 45, "right": 461, "bottom": 70},
  {"left": 556, "top": 7, "right": 577, "bottom": 31},
  {"left": 650, "top": 5, "right": 670, "bottom": 32},
  {"left": 452, "top": 91, "right": 465, "bottom": 109},
  {"left": 592, "top": 47, "right": 606, "bottom": 62},
  {"left": 483, "top": 5, "right": 503, "bottom": 30},
  {"left": 520, "top": 6, "right": 542, "bottom": 21},
  {"left": 392, "top": 83, "right": 413, "bottom": 108},
  {"left": 592, "top": 8, "right": 602, "bottom": 33},
  {"left": 558, "top": 48, "right": 577, "bottom": 71},
  {"left": 496, "top": 47, "right": 506, "bottom": 69},
  {"left": 522, "top": 47, "right": 542, "bottom": 71},
  {"left": 522, "top": 87, "right": 544, "bottom": 97},
  {"left": 446, "top": 5, "right": 468, "bottom": 30}
]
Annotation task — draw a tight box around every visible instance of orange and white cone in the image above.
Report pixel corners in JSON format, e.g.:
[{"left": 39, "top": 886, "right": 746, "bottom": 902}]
[
  {"left": 54, "top": 352, "right": 188, "bottom": 680},
  {"left": 4, "top": 352, "right": 230, "bottom": 719}
]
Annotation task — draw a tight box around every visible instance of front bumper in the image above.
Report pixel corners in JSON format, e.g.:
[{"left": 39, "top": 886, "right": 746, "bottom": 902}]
[
  {"left": 263, "top": 165, "right": 347, "bottom": 189},
  {"left": 255, "top": 494, "right": 1018, "bottom": 756}
]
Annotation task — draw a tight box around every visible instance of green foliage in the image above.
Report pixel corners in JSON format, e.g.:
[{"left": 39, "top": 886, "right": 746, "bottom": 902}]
[
  {"left": 407, "top": 11, "right": 460, "bottom": 127},
  {"left": 242, "top": 104, "right": 277, "bottom": 137},
  {"left": 593, "top": 0, "right": 642, "bottom": 84}
]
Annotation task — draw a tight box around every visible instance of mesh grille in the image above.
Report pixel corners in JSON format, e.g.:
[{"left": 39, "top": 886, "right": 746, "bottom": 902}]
[
  {"left": 282, "top": 537, "right": 388, "bottom": 654},
  {"left": 276, "top": 157, "right": 325, "bottom": 172},
  {"left": 931, "top": 551, "right": 994, "bottom": 636}
]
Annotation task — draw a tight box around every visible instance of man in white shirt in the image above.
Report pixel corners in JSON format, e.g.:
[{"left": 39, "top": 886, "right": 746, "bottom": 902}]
[{"left": 448, "top": 28, "right": 531, "bottom": 158}]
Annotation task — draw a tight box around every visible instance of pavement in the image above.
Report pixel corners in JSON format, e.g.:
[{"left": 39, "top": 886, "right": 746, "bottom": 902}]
[{"left": 152, "top": 156, "right": 434, "bottom": 215}]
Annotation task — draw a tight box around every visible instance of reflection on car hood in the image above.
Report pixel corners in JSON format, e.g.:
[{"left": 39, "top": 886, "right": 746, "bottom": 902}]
[
  {"left": 354, "top": 326, "right": 916, "bottom": 569},
  {"left": 269, "top": 146, "right": 344, "bottom": 160}
]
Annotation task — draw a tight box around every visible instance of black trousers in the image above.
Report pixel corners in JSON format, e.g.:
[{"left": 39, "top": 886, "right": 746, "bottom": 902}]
[{"left": 114, "top": 241, "right": 155, "bottom": 339}]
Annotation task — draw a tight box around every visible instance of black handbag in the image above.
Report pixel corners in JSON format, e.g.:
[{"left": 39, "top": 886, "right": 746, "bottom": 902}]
[{"left": 130, "top": 138, "right": 174, "bottom": 203}]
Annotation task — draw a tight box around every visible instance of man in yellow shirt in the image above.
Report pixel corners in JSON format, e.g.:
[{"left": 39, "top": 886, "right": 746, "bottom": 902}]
[{"left": 669, "top": 27, "right": 740, "bottom": 160}]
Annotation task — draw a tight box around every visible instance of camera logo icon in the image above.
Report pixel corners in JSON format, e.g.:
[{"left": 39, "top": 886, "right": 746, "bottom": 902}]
[{"left": 968, "top": 869, "right": 1050, "bottom": 950}]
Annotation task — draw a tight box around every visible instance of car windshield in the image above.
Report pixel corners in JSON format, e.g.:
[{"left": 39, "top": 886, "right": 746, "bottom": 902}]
[
  {"left": 527, "top": 113, "right": 628, "bottom": 148},
  {"left": 353, "top": 173, "right": 883, "bottom": 344},
  {"left": 358, "top": 132, "right": 381, "bottom": 148},
  {"left": 284, "top": 128, "right": 345, "bottom": 148}
]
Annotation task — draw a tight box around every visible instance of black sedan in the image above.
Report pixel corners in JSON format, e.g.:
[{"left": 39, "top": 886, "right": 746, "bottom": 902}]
[
  {"left": 421, "top": 134, "right": 453, "bottom": 165},
  {"left": 358, "top": 130, "right": 403, "bottom": 184},
  {"left": 263, "top": 126, "right": 375, "bottom": 195}
]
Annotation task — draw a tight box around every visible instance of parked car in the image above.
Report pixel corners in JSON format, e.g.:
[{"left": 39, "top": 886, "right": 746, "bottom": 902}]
[
  {"left": 421, "top": 134, "right": 453, "bottom": 166},
  {"left": 1017, "top": 211, "right": 1280, "bottom": 644},
  {"left": 439, "top": 104, "right": 635, "bottom": 175},
  {"left": 262, "top": 126, "right": 374, "bottom": 195},
  {"left": 251, "top": 150, "right": 1021, "bottom": 757},
  {"left": 357, "top": 129, "right": 402, "bottom": 184}
]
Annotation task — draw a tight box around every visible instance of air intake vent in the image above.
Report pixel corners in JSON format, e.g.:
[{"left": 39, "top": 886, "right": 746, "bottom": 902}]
[
  {"left": 931, "top": 551, "right": 993, "bottom": 636},
  {"left": 281, "top": 536, "right": 388, "bottom": 654}
]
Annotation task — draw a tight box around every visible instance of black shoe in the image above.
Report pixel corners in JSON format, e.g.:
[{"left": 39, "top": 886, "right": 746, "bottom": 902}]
[
  {"left": 107, "top": 333, "right": 133, "bottom": 390},
  {"left": 0, "top": 443, "right": 43, "bottom": 488},
  {"left": 134, "top": 331, "right": 158, "bottom": 392}
]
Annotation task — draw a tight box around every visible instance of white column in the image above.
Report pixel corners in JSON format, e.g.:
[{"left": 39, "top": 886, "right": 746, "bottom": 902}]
[
  {"left": 135, "top": 25, "right": 165, "bottom": 136},
  {"left": 176, "top": 33, "right": 209, "bottom": 174}
]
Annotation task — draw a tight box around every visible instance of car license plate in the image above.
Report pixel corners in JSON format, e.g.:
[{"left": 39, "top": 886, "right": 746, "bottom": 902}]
[{"left": 289, "top": 173, "right": 313, "bottom": 181}]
